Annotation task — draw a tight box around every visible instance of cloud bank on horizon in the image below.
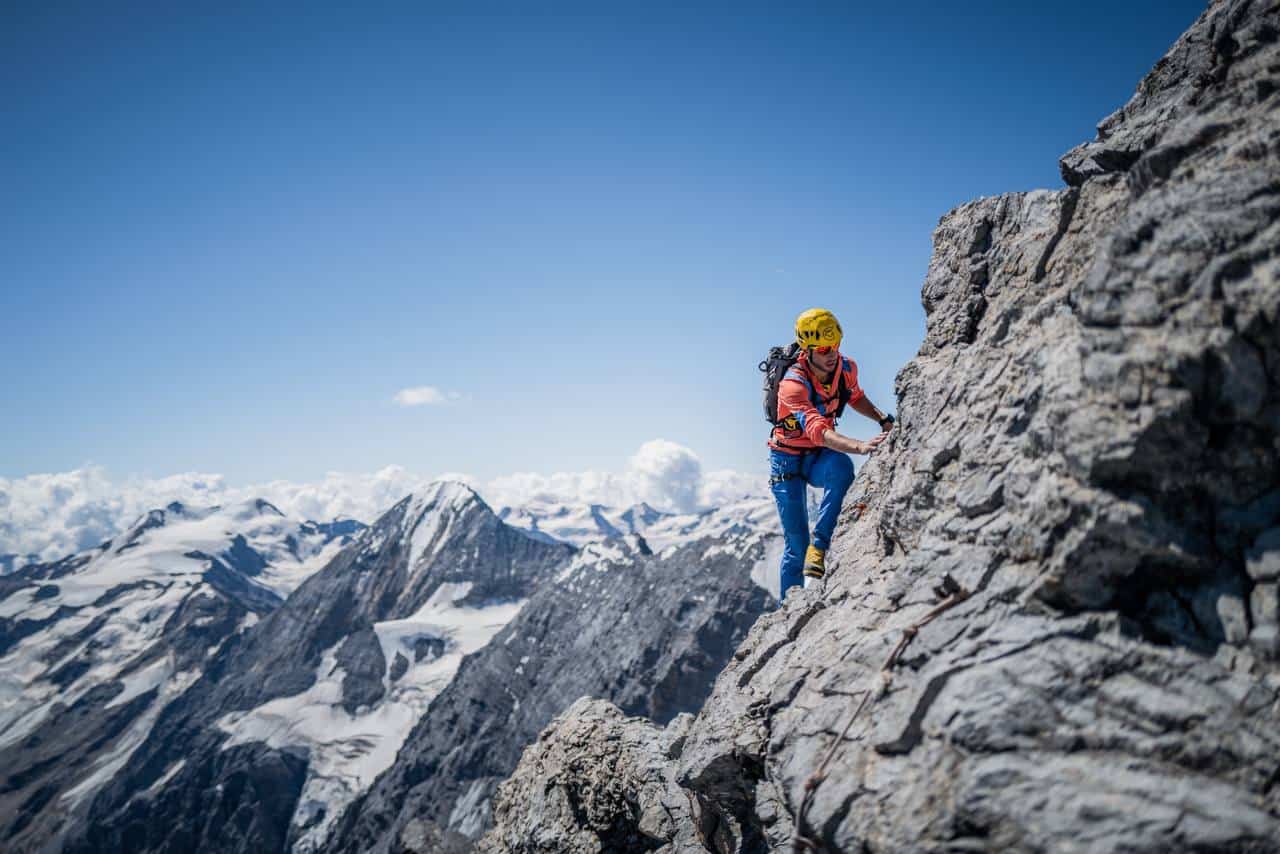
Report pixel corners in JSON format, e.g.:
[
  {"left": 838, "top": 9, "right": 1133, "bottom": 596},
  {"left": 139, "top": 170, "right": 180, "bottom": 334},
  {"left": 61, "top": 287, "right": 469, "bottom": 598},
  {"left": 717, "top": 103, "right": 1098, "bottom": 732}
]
[{"left": 0, "top": 440, "right": 764, "bottom": 567}]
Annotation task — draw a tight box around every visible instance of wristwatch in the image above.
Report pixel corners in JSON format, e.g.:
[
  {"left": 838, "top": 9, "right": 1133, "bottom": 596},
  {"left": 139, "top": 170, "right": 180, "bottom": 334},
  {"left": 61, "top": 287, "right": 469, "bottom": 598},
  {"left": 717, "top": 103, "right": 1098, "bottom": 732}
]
[{"left": 878, "top": 414, "right": 896, "bottom": 430}]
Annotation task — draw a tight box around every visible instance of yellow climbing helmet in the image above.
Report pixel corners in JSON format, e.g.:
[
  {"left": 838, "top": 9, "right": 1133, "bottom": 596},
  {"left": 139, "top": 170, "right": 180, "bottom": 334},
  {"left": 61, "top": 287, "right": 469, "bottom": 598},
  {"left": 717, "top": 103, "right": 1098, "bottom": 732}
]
[{"left": 795, "top": 308, "right": 842, "bottom": 349}]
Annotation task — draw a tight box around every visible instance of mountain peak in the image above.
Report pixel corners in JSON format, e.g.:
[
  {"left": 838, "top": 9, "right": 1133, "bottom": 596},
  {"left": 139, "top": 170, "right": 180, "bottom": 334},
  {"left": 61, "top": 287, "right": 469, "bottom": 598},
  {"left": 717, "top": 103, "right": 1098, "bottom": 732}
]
[
  {"left": 402, "top": 480, "right": 486, "bottom": 522},
  {"left": 620, "top": 501, "right": 670, "bottom": 526},
  {"left": 379, "top": 481, "right": 494, "bottom": 572},
  {"left": 116, "top": 507, "right": 171, "bottom": 550},
  {"left": 252, "top": 497, "right": 285, "bottom": 517},
  {"left": 227, "top": 497, "right": 286, "bottom": 521}
]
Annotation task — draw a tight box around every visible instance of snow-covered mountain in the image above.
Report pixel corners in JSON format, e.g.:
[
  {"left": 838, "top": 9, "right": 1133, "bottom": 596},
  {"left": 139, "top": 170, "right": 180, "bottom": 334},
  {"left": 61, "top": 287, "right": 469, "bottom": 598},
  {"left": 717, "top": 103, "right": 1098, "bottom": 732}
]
[
  {"left": 65, "top": 481, "right": 575, "bottom": 854},
  {"left": 325, "top": 523, "right": 774, "bottom": 851},
  {"left": 1, "top": 476, "right": 784, "bottom": 853},
  {"left": 500, "top": 492, "right": 778, "bottom": 556},
  {"left": 0, "top": 499, "right": 361, "bottom": 852},
  {"left": 496, "top": 498, "right": 674, "bottom": 546},
  {"left": 502, "top": 494, "right": 786, "bottom": 597}
]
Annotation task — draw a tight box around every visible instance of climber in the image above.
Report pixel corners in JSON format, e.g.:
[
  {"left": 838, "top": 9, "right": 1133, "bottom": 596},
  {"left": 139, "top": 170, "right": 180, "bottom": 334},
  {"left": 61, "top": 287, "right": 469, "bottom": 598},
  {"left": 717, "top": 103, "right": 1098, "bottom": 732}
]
[{"left": 767, "top": 308, "right": 893, "bottom": 601}]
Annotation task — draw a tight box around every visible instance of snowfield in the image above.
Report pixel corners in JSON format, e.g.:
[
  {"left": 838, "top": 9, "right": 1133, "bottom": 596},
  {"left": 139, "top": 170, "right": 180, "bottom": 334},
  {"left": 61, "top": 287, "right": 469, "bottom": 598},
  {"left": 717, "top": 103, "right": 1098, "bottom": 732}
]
[
  {"left": 0, "top": 498, "right": 360, "bottom": 812},
  {"left": 219, "top": 579, "right": 526, "bottom": 852}
]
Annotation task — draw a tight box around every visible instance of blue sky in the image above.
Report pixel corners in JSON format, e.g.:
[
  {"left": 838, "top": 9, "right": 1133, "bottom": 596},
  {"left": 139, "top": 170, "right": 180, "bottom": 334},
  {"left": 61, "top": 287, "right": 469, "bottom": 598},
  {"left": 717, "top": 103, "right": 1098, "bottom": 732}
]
[{"left": 3, "top": 1, "right": 1207, "bottom": 485}]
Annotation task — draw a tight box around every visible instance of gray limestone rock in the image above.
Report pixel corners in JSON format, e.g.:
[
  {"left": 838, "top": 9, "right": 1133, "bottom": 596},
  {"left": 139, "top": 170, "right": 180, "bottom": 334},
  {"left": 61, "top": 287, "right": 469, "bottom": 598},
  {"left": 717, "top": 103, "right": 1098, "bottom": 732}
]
[
  {"left": 478, "top": 698, "right": 703, "bottom": 854},
  {"left": 483, "top": 2, "right": 1280, "bottom": 851}
]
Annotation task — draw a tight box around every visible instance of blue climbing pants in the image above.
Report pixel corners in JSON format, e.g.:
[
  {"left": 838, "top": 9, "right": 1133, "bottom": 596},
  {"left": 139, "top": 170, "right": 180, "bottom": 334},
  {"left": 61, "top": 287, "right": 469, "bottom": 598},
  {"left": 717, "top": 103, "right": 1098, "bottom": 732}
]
[{"left": 769, "top": 448, "right": 855, "bottom": 602}]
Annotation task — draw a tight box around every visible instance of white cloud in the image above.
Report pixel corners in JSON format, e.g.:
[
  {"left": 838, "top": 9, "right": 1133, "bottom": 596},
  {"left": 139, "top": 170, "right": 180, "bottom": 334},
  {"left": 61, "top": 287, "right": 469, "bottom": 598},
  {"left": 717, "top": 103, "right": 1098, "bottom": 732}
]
[
  {"left": 0, "top": 441, "right": 766, "bottom": 569},
  {"left": 238, "top": 466, "right": 446, "bottom": 524},
  {"left": 0, "top": 465, "right": 448, "bottom": 568},
  {"left": 0, "top": 467, "right": 232, "bottom": 565},
  {"left": 700, "top": 469, "right": 770, "bottom": 508},
  {"left": 626, "top": 439, "right": 703, "bottom": 513},
  {"left": 485, "top": 439, "right": 766, "bottom": 515},
  {"left": 392, "top": 386, "right": 458, "bottom": 407}
]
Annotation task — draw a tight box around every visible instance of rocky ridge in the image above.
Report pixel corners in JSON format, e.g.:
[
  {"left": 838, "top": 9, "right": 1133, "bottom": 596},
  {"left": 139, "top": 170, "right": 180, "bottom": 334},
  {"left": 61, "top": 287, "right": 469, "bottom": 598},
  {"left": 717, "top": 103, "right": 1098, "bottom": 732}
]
[{"left": 483, "top": 2, "right": 1280, "bottom": 851}]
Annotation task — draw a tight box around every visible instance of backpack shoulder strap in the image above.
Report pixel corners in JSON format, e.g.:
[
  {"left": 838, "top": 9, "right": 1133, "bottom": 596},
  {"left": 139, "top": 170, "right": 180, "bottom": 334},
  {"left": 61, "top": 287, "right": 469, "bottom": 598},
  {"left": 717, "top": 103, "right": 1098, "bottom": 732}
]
[{"left": 833, "top": 359, "right": 854, "bottom": 420}]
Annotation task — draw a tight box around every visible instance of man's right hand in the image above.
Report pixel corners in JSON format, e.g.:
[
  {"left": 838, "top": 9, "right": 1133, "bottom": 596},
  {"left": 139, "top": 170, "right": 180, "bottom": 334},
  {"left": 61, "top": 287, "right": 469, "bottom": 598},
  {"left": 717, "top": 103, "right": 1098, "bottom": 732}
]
[
  {"left": 824, "top": 429, "right": 890, "bottom": 456},
  {"left": 855, "top": 430, "right": 890, "bottom": 455}
]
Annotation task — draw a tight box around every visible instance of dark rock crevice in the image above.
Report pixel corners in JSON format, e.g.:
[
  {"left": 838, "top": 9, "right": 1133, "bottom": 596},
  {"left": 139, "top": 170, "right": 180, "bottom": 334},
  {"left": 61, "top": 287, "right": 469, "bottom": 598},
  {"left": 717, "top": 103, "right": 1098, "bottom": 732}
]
[{"left": 1032, "top": 186, "right": 1081, "bottom": 282}]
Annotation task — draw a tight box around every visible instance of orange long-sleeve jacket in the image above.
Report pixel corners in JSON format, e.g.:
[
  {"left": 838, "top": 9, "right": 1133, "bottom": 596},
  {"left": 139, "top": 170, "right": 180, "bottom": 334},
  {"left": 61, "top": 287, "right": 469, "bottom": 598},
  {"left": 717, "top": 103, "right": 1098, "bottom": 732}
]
[{"left": 768, "top": 350, "right": 864, "bottom": 454}]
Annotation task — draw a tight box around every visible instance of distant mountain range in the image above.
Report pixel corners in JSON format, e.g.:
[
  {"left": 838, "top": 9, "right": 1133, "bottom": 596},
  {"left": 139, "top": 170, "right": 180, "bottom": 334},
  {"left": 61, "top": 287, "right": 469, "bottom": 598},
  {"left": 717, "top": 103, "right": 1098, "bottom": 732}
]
[
  {"left": 0, "top": 498, "right": 362, "bottom": 851},
  {"left": 0, "top": 481, "right": 778, "bottom": 852}
]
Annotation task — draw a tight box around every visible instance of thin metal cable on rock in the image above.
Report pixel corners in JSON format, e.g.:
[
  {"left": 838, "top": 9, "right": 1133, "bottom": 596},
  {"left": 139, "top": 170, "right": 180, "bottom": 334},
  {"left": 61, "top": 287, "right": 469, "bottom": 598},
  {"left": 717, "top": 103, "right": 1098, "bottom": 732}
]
[{"left": 791, "top": 573, "right": 971, "bottom": 852}]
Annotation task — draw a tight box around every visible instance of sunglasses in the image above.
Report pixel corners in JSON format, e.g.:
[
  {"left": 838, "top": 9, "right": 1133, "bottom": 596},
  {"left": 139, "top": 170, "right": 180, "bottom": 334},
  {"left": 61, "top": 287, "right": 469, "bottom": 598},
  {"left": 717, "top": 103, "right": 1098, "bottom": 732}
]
[{"left": 810, "top": 345, "right": 837, "bottom": 355}]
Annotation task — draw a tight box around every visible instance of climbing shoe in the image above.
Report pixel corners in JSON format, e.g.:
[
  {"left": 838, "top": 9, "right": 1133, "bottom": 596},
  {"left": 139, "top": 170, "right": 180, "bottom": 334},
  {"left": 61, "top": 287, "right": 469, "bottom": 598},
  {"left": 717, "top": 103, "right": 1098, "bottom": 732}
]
[{"left": 803, "top": 545, "right": 826, "bottom": 580}]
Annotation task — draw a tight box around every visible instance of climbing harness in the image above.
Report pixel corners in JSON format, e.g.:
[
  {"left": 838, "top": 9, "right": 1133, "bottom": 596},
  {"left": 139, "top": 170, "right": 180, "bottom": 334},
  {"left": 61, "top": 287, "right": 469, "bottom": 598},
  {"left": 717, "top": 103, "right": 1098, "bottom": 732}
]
[{"left": 768, "top": 447, "right": 823, "bottom": 485}]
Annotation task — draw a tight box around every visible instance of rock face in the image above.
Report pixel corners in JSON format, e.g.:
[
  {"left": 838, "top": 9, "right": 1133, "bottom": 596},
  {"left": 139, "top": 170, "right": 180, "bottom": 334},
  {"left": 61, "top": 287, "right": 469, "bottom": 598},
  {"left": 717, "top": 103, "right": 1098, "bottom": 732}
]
[
  {"left": 324, "top": 533, "right": 773, "bottom": 852},
  {"left": 479, "top": 698, "right": 703, "bottom": 854},
  {"left": 483, "top": 2, "right": 1280, "bottom": 851},
  {"left": 65, "top": 483, "right": 574, "bottom": 854}
]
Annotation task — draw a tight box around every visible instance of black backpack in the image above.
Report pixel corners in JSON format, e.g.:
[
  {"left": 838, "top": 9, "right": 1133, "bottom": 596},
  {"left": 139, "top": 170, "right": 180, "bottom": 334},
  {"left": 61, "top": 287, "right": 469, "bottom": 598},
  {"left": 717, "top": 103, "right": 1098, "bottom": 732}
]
[{"left": 759, "top": 344, "right": 852, "bottom": 426}]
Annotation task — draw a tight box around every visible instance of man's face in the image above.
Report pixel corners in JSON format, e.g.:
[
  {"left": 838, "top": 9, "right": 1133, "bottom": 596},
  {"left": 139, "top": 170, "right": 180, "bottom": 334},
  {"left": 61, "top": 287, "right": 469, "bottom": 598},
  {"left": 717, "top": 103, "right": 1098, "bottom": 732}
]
[{"left": 810, "top": 345, "right": 839, "bottom": 374}]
